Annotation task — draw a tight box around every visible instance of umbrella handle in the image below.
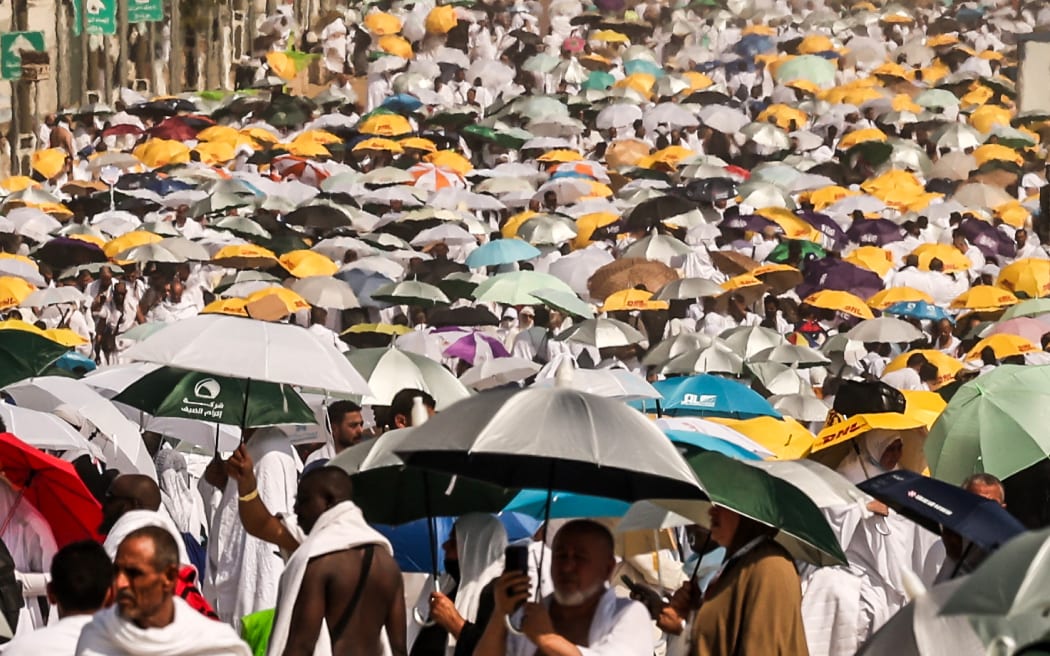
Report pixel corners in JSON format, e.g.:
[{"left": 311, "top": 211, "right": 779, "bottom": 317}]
[
  {"left": 504, "top": 613, "right": 525, "bottom": 636},
  {"left": 412, "top": 577, "right": 442, "bottom": 627}
]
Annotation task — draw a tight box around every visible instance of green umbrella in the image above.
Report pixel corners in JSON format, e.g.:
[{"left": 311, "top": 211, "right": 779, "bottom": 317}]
[
  {"left": 472, "top": 270, "right": 576, "bottom": 305},
  {"left": 112, "top": 366, "right": 316, "bottom": 428},
  {"left": 0, "top": 332, "right": 70, "bottom": 389},
  {"left": 528, "top": 288, "right": 595, "bottom": 319},
  {"left": 773, "top": 55, "right": 836, "bottom": 87},
  {"left": 583, "top": 71, "right": 615, "bottom": 91},
  {"left": 330, "top": 428, "right": 516, "bottom": 525},
  {"left": 645, "top": 451, "right": 847, "bottom": 566},
  {"left": 767, "top": 240, "right": 826, "bottom": 263},
  {"left": 461, "top": 125, "right": 529, "bottom": 149},
  {"left": 371, "top": 280, "right": 450, "bottom": 308},
  {"left": 925, "top": 365, "right": 1050, "bottom": 483},
  {"left": 1000, "top": 298, "right": 1050, "bottom": 320}
]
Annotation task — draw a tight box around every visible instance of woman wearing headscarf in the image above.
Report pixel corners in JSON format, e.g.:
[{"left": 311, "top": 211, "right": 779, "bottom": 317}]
[
  {"left": 690, "top": 506, "right": 809, "bottom": 656},
  {"left": 836, "top": 432, "right": 904, "bottom": 484},
  {"left": 155, "top": 448, "right": 208, "bottom": 574},
  {"left": 412, "top": 513, "right": 508, "bottom": 656}
]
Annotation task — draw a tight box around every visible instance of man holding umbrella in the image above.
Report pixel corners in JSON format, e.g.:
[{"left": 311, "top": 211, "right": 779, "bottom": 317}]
[{"left": 475, "top": 520, "right": 653, "bottom": 656}]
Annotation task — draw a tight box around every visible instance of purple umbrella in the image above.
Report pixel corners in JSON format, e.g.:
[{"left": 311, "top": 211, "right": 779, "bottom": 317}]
[
  {"left": 797, "top": 259, "right": 884, "bottom": 300},
  {"left": 846, "top": 218, "right": 904, "bottom": 247},
  {"left": 959, "top": 218, "right": 1016, "bottom": 260},
  {"left": 798, "top": 210, "right": 848, "bottom": 251},
  {"left": 722, "top": 214, "right": 776, "bottom": 233},
  {"left": 443, "top": 332, "right": 510, "bottom": 365}
]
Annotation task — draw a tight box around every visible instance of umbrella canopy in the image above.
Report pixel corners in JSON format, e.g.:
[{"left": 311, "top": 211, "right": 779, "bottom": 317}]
[
  {"left": 122, "top": 315, "right": 371, "bottom": 396},
  {"left": 634, "top": 451, "right": 847, "bottom": 566},
  {"left": 473, "top": 271, "right": 575, "bottom": 305},
  {"left": 647, "top": 375, "right": 782, "bottom": 420},
  {"left": 860, "top": 470, "right": 1025, "bottom": 551},
  {"left": 392, "top": 386, "right": 705, "bottom": 502},
  {"left": 847, "top": 317, "right": 926, "bottom": 343},
  {"left": 555, "top": 317, "right": 646, "bottom": 349},
  {"left": 926, "top": 365, "right": 1050, "bottom": 483},
  {"left": 112, "top": 367, "right": 316, "bottom": 429},
  {"left": 464, "top": 239, "right": 541, "bottom": 269},
  {"left": 372, "top": 280, "right": 450, "bottom": 308},
  {"left": 346, "top": 347, "right": 470, "bottom": 409},
  {"left": 0, "top": 330, "right": 70, "bottom": 388},
  {"left": 0, "top": 432, "right": 102, "bottom": 547}
]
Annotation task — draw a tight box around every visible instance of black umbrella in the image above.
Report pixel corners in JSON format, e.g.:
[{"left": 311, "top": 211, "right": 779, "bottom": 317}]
[
  {"left": 625, "top": 195, "right": 697, "bottom": 232},
  {"left": 859, "top": 470, "right": 1025, "bottom": 552},
  {"left": 428, "top": 306, "right": 499, "bottom": 328},
  {"left": 684, "top": 177, "right": 737, "bottom": 203},
  {"left": 283, "top": 205, "right": 354, "bottom": 230}
]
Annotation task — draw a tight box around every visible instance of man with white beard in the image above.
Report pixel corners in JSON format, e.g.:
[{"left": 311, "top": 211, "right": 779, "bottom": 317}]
[{"left": 475, "top": 520, "right": 653, "bottom": 656}]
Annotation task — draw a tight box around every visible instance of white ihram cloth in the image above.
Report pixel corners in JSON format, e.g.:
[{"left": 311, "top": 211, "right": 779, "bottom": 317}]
[
  {"left": 3, "top": 614, "right": 92, "bottom": 655},
  {"left": 266, "top": 501, "right": 392, "bottom": 656},
  {"left": 75, "top": 597, "right": 250, "bottom": 656},
  {"left": 205, "top": 429, "right": 297, "bottom": 626},
  {"left": 447, "top": 514, "right": 507, "bottom": 656},
  {"left": 0, "top": 482, "right": 58, "bottom": 633},
  {"left": 102, "top": 509, "right": 189, "bottom": 566}
]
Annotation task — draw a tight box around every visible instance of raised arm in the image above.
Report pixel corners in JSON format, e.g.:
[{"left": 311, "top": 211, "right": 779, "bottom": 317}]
[
  {"left": 474, "top": 572, "right": 530, "bottom": 656},
  {"left": 226, "top": 445, "right": 300, "bottom": 554}
]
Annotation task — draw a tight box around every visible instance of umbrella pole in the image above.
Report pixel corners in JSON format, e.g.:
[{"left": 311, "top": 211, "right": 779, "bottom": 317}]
[
  {"left": 536, "top": 464, "right": 555, "bottom": 602},
  {"left": 412, "top": 471, "right": 440, "bottom": 627},
  {"left": 690, "top": 533, "right": 711, "bottom": 580},
  {"left": 0, "top": 473, "right": 32, "bottom": 540},
  {"left": 240, "top": 378, "right": 252, "bottom": 442}
]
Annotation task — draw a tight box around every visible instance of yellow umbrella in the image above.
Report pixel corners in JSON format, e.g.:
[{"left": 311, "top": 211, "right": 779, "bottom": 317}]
[
  {"left": 241, "top": 127, "right": 280, "bottom": 145},
  {"left": 202, "top": 298, "right": 249, "bottom": 317},
  {"left": 891, "top": 94, "right": 923, "bottom": 112},
  {"left": 867, "top": 286, "right": 934, "bottom": 310},
  {"left": 363, "top": 12, "right": 401, "bottom": 36},
  {"left": 198, "top": 125, "right": 240, "bottom": 143},
  {"left": 811, "top": 413, "right": 928, "bottom": 475},
  {"left": 844, "top": 246, "right": 894, "bottom": 276},
  {"left": 721, "top": 273, "right": 764, "bottom": 293},
  {"left": 911, "top": 243, "right": 971, "bottom": 273},
  {"left": 901, "top": 390, "right": 947, "bottom": 430},
  {"left": 359, "top": 113, "right": 413, "bottom": 137},
  {"left": 961, "top": 85, "right": 994, "bottom": 108},
  {"left": 31, "top": 149, "right": 68, "bottom": 180},
  {"left": 614, "top": 73, "right": 656, "bottom": 98},
  {"left": 798, "top": 34, "right": 836, "bottom": 55},
  {"left": 969, "top": 105, "right": 1012, "bottom": 133},
  {"left": 68, "top": 233, "right": 106, "bottom": 248},
  {"left": 342, "top": 323, "right": 413, "bottom": 336},
  {"left": 605, "top": 139, "right": 650, "bottom": 168},
  {"left": 279, "top": 250, "right": 338, "bottom": 278},
  {"left": 425, "top": 150, "right": 473, "bottom": 176},
  {"left": 352, "top": 137, "right": 404, "bottom": 154},
  {"left": 573, "top": 212, "right": 621, "bottom": 250},
  {"left": 425, "top": 5, "right": 458, "bottom": 34},
  {"left": 0, "top": 176, "right": 38, "bottom": 193},
  {"left": 103, "top": 231, "right": 162, "bottom": 259},
  {"left": 785, "top": 79, "right": 821, "bottom": 95},
  {"left": 212, "top": 244, "right": 280, "bottom": 269},
  {"left": 861, "top": 169, "right": 924, "bottom": 199},
  {"left": 502, "top": 210, "right": 538, "bottom": 238},
  {"left": 536, "top": 149, "right": 582, "bottom": 163},
  {"left": 682, "top": 72, "right": 714, "bottom": 92},
  {"left": 838, "top": 127, "right": 888, "bottom": 149},
  {"left": 0, "top": 253, "right": 37, "bottom": 270},
  {"left": 920, "top": 61, "right": 950, "bottom": 84},
  {"left": 0, "top": 319, "right": 85, "bottom": 347},
  {"left": 641, "top": 145, "right": 694, "bottom": 169},
  {"left": 807, "top": 185, "right": 858, "bottom": 210},
  {"left": 965, "top": 334, "right": 1039, "bottom": 361},
  {"left": 998, "top": 259, "right": 1050, "bottom": 298},
  {"left": 927, "top": 34, "right": 959, "bottom": 48},
  {"left": 134, "top": 139, "right": 191, "bottom": 168},
  {"left": 950, "top": 285, "right": 1019, "bottom": 311},
  {"left": 400, "top": 137, "right": 437, "bottom": 153},
  {"left": 591, "top": 29, "right": 630, "bottom": 43},
  {"left": 742, "top": 24, "right": 776, "bottom": 36},
  {"left": 804, "top": 290, "right": 875, "bottom": 319},
  {"left": 193, "top": 141, "right": 237, "bottom": 165},
  {"left": 754, "top": 207, "right": 821, "bottom": 242},
  {"left": 285, "top": 140, "right": 331, "bottom": 158},
  {"left": 294, "top": 129, "right": 341, "bottom": 146},
  {"left": 244, "top": 288, "right": 311, "bottom": 321},
  {"left": 709, "top": 416, "right": 815, "bottom": 460},
  {"left": 973, "top": 143, "right": 1024, "bottom": 167},
  {"left": 996, "top": 200, "right": 1032, "bottom": 229},
  {"left": 872, "top": 62, "right": 912, "bottom": 79},
  {"left": 378, "top": 35, "right": 413, "bottom": 59},
  {"left": 0, "top": 277, "right": 35, "bottom": 309},
  {"left": 885, "top": 350, "right": 962, "bottom": 389},
  {"left": 600, "top": 289, "right": 668, "bottom": 312},
  {"left": 266, "top": 51, "right": 298, "bottom": 82},
  {"left": 757, "top": 104, "right": 809, "bottom": 130},
  {"left": 838, "top": 87, "right": 887, "bottom": 106}
]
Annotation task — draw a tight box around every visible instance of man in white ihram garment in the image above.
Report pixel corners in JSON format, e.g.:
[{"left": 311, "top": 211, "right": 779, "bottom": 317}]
[
  {"left": 0, "top": 479, "right": 58, "bottom": 633},
  {"left": 76, "top": 527, "right": 250, "bottom": 656},
  {"left": 203, "top": 427, "right": 297, "bottom": 626}
]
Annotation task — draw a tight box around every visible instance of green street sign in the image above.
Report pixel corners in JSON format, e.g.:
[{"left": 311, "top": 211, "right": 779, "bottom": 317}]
[
  {"left": 0, "top": 31, "right": 44, "bottom": 80},
  {"left": 85, "top": 0, "right": 117, "bottom": 35},
  {"left": 128, "top": 0, "right": 163, "bottom": 23}
]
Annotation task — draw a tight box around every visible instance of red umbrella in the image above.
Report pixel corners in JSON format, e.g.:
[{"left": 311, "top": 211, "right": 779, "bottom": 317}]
[
  {"left": 149, "top": 117, "right": 201, "bottom": 141},
  {"left": 0, "top": 433, "right": 102, "bottom": 548},
  {"left": 101, "top": 124, "right": 144, "bottom": 139},
  {"left": 562, "top": 36, "right": 586, "bottom": 53}
]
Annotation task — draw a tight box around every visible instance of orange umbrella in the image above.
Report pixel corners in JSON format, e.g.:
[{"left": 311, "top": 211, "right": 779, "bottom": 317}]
[
  {"left": 867, "top": 287, "right": 934, "bottom": 310},
  {"left": 425, "top": 5, "right": 457, "bottom": 34},
  {"left": 0, "top": 277, "right": 35, "bottom": 309},
  {"left": 600, "top": 289, "right": 668, "bottom": 312},
  {"left": 845, "top": 246, "right": 894, "bottom": 276},
  {"left": 912, "top": 243, "right": 972, "bottom": 273},
  {"left": 202, "top": 298, "right": 249, "bottom": 317},
  {"left": 964, "top": 334, "right": 1038, "bottom": 361},
  {"left": 950, "top": 285, "right": 1019, "bottom": 312},
  {"left": 377, "top": 35, "right": 413, "bottom": 59},
  {"left": 886, "top": 350, "right": 962, "bottom": 389},
  {"left": 536, "top": 150, "right": 582, "bottom": 163},
  {"left": 212, "top": 244, "right": 279, "bottom": 269},
  {"left": 804, "top": 290, "right": 875, "bottom": 319},
  {"left": 998, "top": 259, "right": 1050, "bottom": 298},
  {"left": 364, "top": 12, "right": 401, "bottom": 35},
  {"left": 103, "top": 231, "right": 162, "bottom": 259},
  {"left": 359, "top": 114, "right": 413, "bottom": 137},
  {"left": 278, "top": 250, "right": 338, "bottom": 278}
]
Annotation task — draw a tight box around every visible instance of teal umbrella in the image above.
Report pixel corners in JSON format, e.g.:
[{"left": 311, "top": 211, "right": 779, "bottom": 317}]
[
  {"left": 582, "top": 71, "right": 615, "bottom": 91},
  {"left": 0, "top": 332, "right": 70, "bottom": 389},
  {"left": 925, "top": 365, "right": 1050, "bottom": 483},
  {"left": 773, "top": 54, "right": 837, "bottom": 87},
  {"left": 112, "top": 366, "right": 316, "bottom": 428},
  {"left": 767, "top": 239, "right": 826, "bottom": 263}
]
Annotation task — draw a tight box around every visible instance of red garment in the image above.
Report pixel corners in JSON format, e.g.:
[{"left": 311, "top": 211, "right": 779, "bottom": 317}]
[{"left": 176, "top": 565, "right": 219, "bottom": 620}]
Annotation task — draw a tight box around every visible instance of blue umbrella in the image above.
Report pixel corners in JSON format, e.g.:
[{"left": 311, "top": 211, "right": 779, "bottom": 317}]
[
  {"left": 885, "top": 300, "right": 953, "bottom": 323},
  {"left": 499, "top": 512, "right": 542, "bottom": 542},
  {"left": 624, "top": 59, "right": 665, "bottom": 78},
  {"left": 733, "top": 34, "right": 775, "bottom": 58},
  {"left": 52, "top": 352, "right": 97, "bottom": 375},
  {"left": 859, "top": 470, "right": 1025, "bottom": 552},
  {"left": 375, "top": 517, "right": 455, "bottom": 573},
  {"left": 334, "top": 268, "right": 394, "bottom": 308},
  {"left": 664, "top": 430, "right": 763, "bottom": 460},
  {"left": 464, "top": 238, "right": 541, "bottom": 269},
  {"left": 641, "top": 374, "right": 782, "bottom": 419},
  {"left": 504, "top": 489, "right": 630, "bottom": 519},
  {"left": 381, "top": 93, "right": 424, "bottom": 114}
]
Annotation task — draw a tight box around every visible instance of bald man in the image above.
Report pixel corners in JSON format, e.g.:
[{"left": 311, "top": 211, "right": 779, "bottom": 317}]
[{"left": 267, "top": 468, "right": 405, "bottom": 656}]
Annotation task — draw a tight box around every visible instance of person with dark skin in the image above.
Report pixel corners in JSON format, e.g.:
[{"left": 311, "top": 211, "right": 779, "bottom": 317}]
[
  {"left": 99, "top": 474, "right": 163, "bottom": 535},
  {"left": 280, "top": 468, "right": 407, "bottom": 656}
]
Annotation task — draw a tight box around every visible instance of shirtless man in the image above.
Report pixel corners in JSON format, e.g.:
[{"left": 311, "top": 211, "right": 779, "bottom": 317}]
[{"left": 280, "top": 468, "right": 406, "bottom": 656}]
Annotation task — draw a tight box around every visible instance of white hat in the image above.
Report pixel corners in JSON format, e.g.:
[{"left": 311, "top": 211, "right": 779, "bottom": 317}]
[{"left": 502, "top": 307, "right": 518, "bottom": 320}]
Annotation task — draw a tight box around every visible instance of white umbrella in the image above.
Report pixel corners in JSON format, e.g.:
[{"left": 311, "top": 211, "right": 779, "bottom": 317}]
[
  {"left": 532, "top": 358, "right": 660, "bottom": 401},
  {"left": 746, "top": 361, "right": 810, "bottom": 396},
  {"left": 654, "top": 416, "right": 775, "bottom": 459},
  {"left": 596, "top": 103, "right": 643, "bottom": 130},
  {"left": 661, "top": 344, "right": 745, "bottom": 376},
  {"left": 517, "top": 215, "right": 578, "bottom": 246},
  {"left": 697, "top": 105, "right": 749, "bottom": 133},
  {"left": 622, "top": 232, "right": 693, "bottom": 266},
  {"left": 0, "top": 401, "right": 102, "bottom": 456},
  {"left": 0, "top": 257, "right": 44, "bottom": 286},
  {"left": 768, "top": 393, "right": 830, "bottom": 423},
  {"left": 642, "top": 333, "right": 717, "bottom": 366},
  {"left": 157, "top": 237, "right": 211, "bottom": 261},
  {"left": 460, "top": 357, "right": 542, "bottom": 391},
  {"left": 847, "top": 317, "right": 925, "bottom": 343},
  {"left": 654, "top": 278, "right": 725, "bottom": 300},
  {"left": 643, "top": 103, "right": 699, "bottom": 130},
  {"left": 750, "top": 343, "right": 830, "bottom": 368},
  {"left": 346, "top": 347, "right": 470, "bottom": 409},
  {"left": 287, "top": 276, "right": 360, "bottom": 309},
  {"left": 116, "top": 243, "right": 184, "bottom": 264},
  {"left": 313, "top": 236, "right": 377, "bottom": 261},
  {"left": 20, "top": 286, "right": 86, "bottom": 308},
  {"left": 721, "top": 325, "right": 787, "bottom": 359},
  {"left": 5, "top": 207, "right": 61, "bottom": 243},
  {"left": 3, "top": 376, "right": 156, "bottom": 478},
  {"left": 547, "top": 248, "right": 615, "bottom": 299},
  {"left": 555, "top": 317, "right": 646, "bottom": 348},
  {"left": 410, "top": 223, "right": 477, "bottom": 247},
  {"left": 122, "top": 315, "right": 372, "bottom": 396}
]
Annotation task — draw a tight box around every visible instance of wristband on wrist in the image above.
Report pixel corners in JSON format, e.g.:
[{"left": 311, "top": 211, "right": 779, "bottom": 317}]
[{"left": 239, "top": 489, "right": 260, "bottom": 502}]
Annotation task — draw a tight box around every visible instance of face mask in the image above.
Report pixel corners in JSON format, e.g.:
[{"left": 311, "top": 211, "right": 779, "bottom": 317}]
[{"left": 444, "top": 558, "right": 460, "bottom": 583}]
